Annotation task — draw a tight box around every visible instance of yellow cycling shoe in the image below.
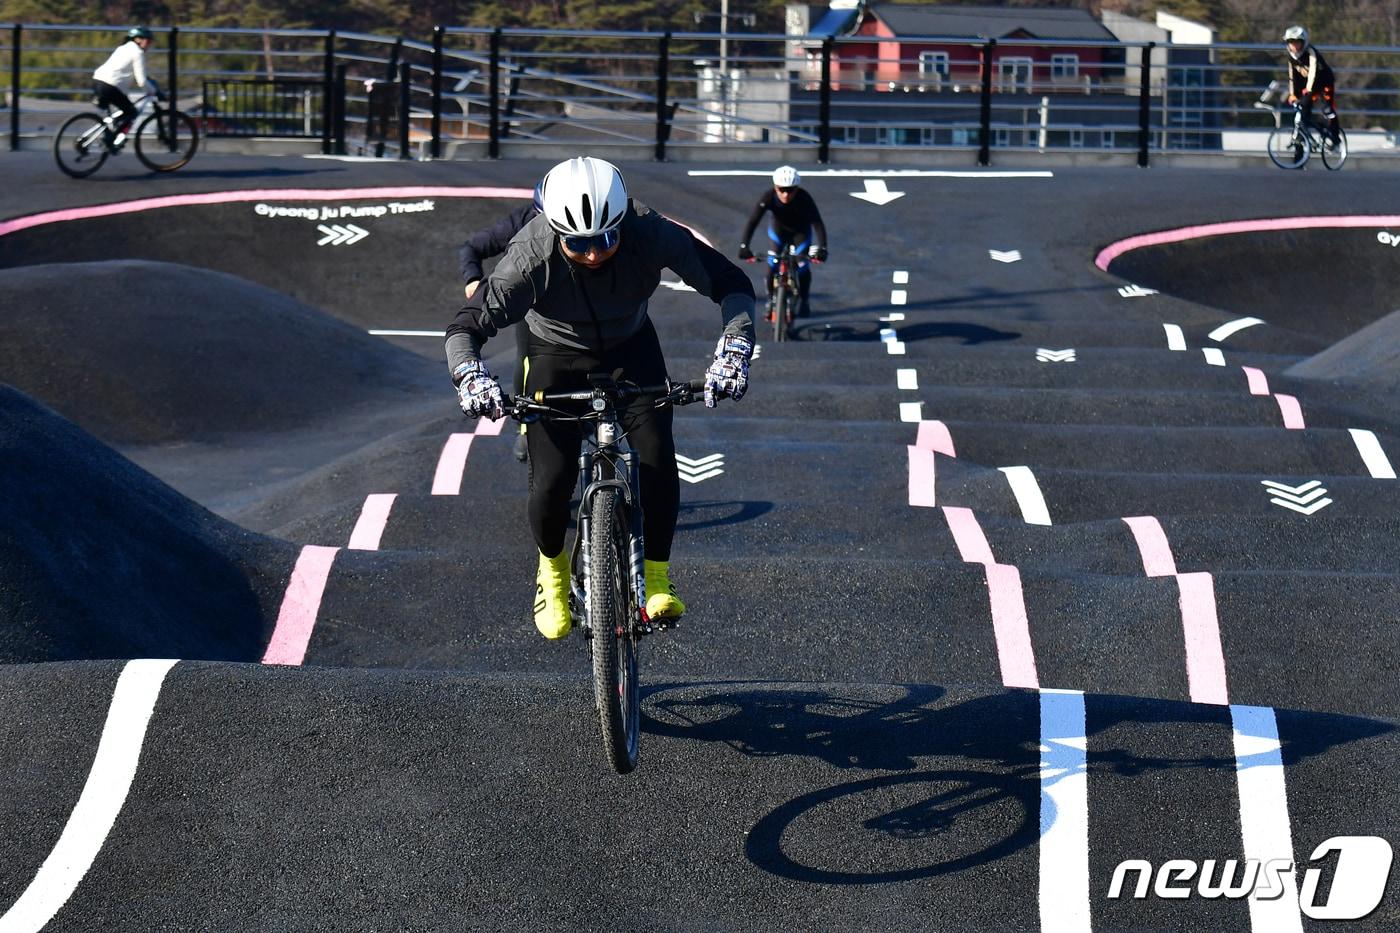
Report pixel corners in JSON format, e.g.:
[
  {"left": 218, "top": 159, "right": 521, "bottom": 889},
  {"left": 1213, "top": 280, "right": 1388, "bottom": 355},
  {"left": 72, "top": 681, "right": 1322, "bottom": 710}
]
[
  {"left": 643, "top": 559, "right": 686, "bottom": 622},
  {"left": 534, "top": 550, "right": 572, "bottom": 639}
]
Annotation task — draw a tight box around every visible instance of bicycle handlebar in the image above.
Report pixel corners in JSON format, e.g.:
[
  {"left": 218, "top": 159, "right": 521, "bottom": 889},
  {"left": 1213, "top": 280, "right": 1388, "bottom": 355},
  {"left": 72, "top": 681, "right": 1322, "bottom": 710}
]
[{"left": 506, "top": 378, "right": 706, "bottom": 422}]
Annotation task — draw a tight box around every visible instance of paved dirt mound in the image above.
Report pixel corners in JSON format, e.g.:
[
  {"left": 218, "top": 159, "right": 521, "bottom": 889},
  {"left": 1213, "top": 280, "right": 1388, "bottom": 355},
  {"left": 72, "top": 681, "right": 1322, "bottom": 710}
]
[
  {"left": 1286, "top": 307, "right": 1400, "bottom": 393},
  {"left": 1104, "top": 227, "right": 1400, "bottom": 343},
  {"left": 0, "top": 385, "right": 293, "bottom": 662},
  {"left": 0, "top": 259, "right": 441, "bottom": 445}
]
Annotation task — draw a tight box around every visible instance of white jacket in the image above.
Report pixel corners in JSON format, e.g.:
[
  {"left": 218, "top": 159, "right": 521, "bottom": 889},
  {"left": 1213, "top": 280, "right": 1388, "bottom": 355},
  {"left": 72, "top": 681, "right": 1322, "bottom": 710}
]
[{"left": 93, "top": 41, "right": 151, "bottom": 92}]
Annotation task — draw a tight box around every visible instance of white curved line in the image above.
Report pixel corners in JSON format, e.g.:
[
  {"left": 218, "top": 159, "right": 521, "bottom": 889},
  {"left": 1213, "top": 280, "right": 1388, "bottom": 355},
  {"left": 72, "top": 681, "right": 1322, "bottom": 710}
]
[{"left": 0, "top": 659, "right": 178, "bottom": 933}]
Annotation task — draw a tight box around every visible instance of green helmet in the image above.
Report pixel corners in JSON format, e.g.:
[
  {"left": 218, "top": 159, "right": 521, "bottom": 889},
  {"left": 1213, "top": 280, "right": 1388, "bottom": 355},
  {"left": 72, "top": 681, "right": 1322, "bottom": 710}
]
[{"left": 127, "top": 26, "right": 153, "bottom": 40}]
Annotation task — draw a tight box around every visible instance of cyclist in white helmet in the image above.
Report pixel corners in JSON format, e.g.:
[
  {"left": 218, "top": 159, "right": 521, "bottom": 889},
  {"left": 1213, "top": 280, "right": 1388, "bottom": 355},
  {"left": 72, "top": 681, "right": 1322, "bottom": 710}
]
[
  {"left": 1283, "top": 25, "right": 1340, "bottom": 149},
  {"left": 738, "top": 165, "right": 828, "bottom": 319},
  {"left": 446, "top": 157, "right": 756, "bottom": 640},
  {"left": 92, "top": 26, "right": 156, "bottom": 151}
]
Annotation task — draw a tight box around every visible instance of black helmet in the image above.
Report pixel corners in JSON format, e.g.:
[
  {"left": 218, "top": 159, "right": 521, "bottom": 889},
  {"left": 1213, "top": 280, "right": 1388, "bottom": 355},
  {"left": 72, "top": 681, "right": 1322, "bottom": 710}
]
[{"left": 127, "top": 26, "right": 153, "bottom": 40}]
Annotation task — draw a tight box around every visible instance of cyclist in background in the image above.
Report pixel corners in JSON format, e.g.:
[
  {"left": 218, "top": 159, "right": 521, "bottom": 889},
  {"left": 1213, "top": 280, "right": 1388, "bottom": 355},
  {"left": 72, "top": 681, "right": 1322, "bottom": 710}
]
[
  {"left": 738, "top": 165, "right": 827, "bottom": 319},
  {"left": 447, "top": 157, "right": 755, "bottom": 641},
  {"left": 1284, "top": 25, "right": 1341, "bottom": 149},
  {"left": 459, "top": 182, "right": 543, "bottom": 462},
  {"left": 92, "top": 26, "right": 155, "bottom": 151}
]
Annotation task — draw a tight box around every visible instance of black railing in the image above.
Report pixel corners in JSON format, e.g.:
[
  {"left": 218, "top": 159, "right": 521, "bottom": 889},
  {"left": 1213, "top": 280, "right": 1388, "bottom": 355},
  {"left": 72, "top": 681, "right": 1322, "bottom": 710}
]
[{"left": 201, "top": 78, "right": 326, "bottom": 140}]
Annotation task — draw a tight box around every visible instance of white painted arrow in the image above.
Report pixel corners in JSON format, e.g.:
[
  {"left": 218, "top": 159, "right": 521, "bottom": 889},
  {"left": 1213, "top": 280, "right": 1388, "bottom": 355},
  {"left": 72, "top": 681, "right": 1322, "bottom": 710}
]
[
  {"left": 989, "top": 249, "right": 1022, "bottom": 263},
  {"left": 676, "top": 453, "right": 724, "bottom": 468},
  {"left": 1260, "top": 479, "right": 1322, "bottom": 496},
  {"left": 661, "top": 280, "right": 696, "bottom": 292},
  {"left": 1261, "top": 479, "right": 1333, "bottom": 514},
  {"left": 1036, "top": 348, "right": 1076, "bottom": 362},
  {"left": 1209, "top": 317, "right": 1265, "bottom": 342},
  {"left": 1270, "top": 497, "right": 1333, "bottom": 515},
  {"left": 849, "top": 179, "right": 905, "bottom": 205},
  {"left": 676, "top": 452, "right": 725, "bottom": 484},
  {"left": 1118, "top": 284, "right": 1158, "bottom": 298},
  {"left": 316, "top": 223, "right": 370, "bottom": 246}
]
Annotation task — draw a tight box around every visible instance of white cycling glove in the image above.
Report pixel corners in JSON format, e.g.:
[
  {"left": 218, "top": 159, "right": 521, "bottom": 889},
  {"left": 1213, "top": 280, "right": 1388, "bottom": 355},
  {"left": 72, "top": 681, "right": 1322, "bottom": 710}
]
[
  {"left": 703, "top": 334, "right": 753, "bottom": 409},
  {"left": 453, "top": 360, "right": 505, "bottom": 419}
]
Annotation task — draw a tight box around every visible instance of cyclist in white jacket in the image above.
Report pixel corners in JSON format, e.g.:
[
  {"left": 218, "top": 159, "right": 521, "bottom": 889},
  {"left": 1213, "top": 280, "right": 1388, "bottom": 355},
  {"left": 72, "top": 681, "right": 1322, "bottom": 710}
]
[{"left": 92, "top": 27, "right": 155, "bottom": 144}]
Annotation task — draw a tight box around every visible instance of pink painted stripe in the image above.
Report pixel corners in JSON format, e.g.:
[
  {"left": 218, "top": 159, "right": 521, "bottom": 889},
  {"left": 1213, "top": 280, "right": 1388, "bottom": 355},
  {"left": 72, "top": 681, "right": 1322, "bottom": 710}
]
[
  {"left": 1095, "top": 215, "right": 1400, "bottom": 271},
  {"left": 986, "top": 563, "right": 1040, "bottom": 690},
  {"left": 1122, "top": 516, "right": 1179, "bottom": 577},
  {"left": 0, "top": 186, "right": 535, "bottom": 238},
  {"left": 431, "top": 433, "right": 474, "bottom": 495},
  {"left": 1274, "top": 394, "right": 1306, "bottom": 430},
  {"left": 1176, "top": 571, "right": 1230, "bottom": 705},
  {"left": 908, "top": 445, "right": 937, "bottom": 507},
  {"left": 916, "top": 419, "right": 957, "bottom": 456},
  {"left": 347, "top": 493, "right": 396, "bottom": 550},
  {"left": 473, "top": 415, "right": 506, "bottom": 437},
  {"left": 262, "top": 545, "right": 340, "bottom": 666},
  {"left": 1242, "top": 366, "right": 1270, "bottom": 396},
  {"left": 943, "top": 506, "right": 995, "bottom": 564}
]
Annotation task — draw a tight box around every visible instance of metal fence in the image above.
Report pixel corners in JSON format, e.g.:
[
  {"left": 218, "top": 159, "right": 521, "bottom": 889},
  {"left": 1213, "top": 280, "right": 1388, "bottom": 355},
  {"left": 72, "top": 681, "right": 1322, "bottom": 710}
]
[{"left": 6, "top": 22, "right": 1400, "bottom": 163}]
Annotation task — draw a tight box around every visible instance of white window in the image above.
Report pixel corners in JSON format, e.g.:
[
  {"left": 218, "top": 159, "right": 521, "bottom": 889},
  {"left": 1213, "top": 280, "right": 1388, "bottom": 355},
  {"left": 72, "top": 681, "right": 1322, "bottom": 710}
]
[
  {"left": 1070, "top": 129, "right": 1084, "bottom": 148},
  {"left": 1100, "top": 130, "right": 1115, "bottom": 149},
  {"left": 997, "top": 57, "right": 1032, "bottom": 93},
  {"left": 919, "top": 51, "right": 949, "bottom": 78},
  {"left": 1051, "top": 54, "right": 1079, "bottom": 79},
  {"left": 994, "top": 127, "right": 1011, "bottom": 147}
]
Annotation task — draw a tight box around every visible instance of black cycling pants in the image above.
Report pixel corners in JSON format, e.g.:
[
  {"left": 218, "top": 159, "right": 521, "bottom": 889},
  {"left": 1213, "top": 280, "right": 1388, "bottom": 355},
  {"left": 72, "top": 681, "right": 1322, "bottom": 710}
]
[
  {"left": 524, "top": 319, "right": 679, "bottom": 562},
  {"left": 93, "top": 81, "right": 137, "bottom": 127},
  {"left": 1299, "top": 87, "right": 1339, "bottom": 137},
  {"left": 766, "top": 224, "right": 812, "bottom": 314}
]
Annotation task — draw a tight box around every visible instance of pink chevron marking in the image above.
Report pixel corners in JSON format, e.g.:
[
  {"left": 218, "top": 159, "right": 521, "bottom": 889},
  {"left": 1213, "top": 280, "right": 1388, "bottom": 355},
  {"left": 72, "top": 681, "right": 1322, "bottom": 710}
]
[{"left": 262, "top": 545, "right": 339, "bottom": 666}]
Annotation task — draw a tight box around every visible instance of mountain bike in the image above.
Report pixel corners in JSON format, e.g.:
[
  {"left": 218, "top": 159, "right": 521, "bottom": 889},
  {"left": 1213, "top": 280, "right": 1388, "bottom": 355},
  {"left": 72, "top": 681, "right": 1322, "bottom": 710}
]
[
  {"left": 766, "top": 243, "right": 804, "bottom": 343},
  {"left": 53, "top": 88, "right": 199, "bottom": 178},
  {"left": 508, "top": 374, "right": 704, "bottom": 774},
  {"left": 1266, "top": 102, "right": 1347, "bottom": 170}
]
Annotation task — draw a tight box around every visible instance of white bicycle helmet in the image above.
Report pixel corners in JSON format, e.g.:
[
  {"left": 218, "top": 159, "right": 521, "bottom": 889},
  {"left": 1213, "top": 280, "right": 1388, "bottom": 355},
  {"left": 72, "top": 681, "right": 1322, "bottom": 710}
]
[
  {"left": 772, "top": 165, "right": 800, "bottom": 188},
  {"left": 1283, "top": 25, "right": 1308, "bottom": 59},
  {"left": 539, "top": 157, "right": 628, "bottom": 237}
]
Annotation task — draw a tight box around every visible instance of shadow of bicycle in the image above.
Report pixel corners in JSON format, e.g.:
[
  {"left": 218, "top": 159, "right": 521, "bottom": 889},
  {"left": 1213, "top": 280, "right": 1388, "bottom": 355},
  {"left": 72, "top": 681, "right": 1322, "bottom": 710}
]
[{"left": 641, "top": 682, "right": 1392, "bottom": 885}]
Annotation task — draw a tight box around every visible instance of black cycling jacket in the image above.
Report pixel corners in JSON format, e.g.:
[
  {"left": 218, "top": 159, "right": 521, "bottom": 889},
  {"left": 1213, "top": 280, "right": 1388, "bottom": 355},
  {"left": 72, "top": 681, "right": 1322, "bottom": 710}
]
[
  {"left": 1289, "top": 46, "right": 1335, "bottom": 97},
  {"left": 458, "top": 203, "right": 537, "bottom": 285},
  {"left": 445, "top": 199, "right": 754, "bottom": 373},
  {"left": 740, "top": 187, "right": 827, "bottom": 248}
]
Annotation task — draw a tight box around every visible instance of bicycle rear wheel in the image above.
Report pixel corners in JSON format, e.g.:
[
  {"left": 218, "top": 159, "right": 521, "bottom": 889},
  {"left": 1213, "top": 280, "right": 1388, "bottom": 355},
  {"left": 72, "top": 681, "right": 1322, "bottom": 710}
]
[
  {"left": 134, "top": 109, "right": 198, "bottom": 172},
  {"left": 587, "top": 487, "right": 640, "bottom": 773},
  {"left": 1322, "top": 126, "right": 1348, "bottom": 170},
  {"left": 53, "top": 113, "right": 109, "bottom": 179},
  {"left": 1267, "top": 126, "right": 1309, "bottom": 169}
]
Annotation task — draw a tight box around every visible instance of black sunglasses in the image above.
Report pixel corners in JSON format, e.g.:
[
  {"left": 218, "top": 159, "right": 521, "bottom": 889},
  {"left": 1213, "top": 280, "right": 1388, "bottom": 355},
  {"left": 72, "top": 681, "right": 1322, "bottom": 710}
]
[
  {"left": 776, "top": 186, "right": 796, "bottom": 194},
  {"left": 561, "top": 229, "right": 620, "bottom": 254}
]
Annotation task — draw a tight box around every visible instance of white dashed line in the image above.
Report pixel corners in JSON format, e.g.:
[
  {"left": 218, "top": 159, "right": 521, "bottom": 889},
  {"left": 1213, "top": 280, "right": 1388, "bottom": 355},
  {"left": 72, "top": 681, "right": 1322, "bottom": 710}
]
[
  {"left": 1208, "top": 317, "right": 1265, "bottom": 342},
  {"left": 891, "top": 290, "right": 907, "bottom": 305},
  {"left": 0, "top": 659, "right": 179, "bottom": 933},
  {"left": 880, "top": 313, "right": 906, "bottom": 322},
  {"left": 999, "top": 466, "right": 1053, "bottom": 525},
  {"left": 892, "top": 270, "right": 909, "bottom": 284},
  {"left": 368, "top": 329, "right": 446, "bottom": 337},
  {"left": 1231, "top": 705, "right": 1305, "bottom": 933},
  {"left": 1163, "top": 323, "right": 1187, "bottom": 351},
  {"left": 897, "top": 368, "right": 918, "bottom": 390},
  {"left": 1349, "top": 429, "right": 1396, "bottom": 478},
  {"left": 1202, "top": 347, "right": 1226, "bottom": 366},
  {"left": 880, "top": 328, "right": 906, "bottom": 355},
  {"left": 898, "top": 402, "right": 923, "bottom": 422},
  {"left": 1039, "top": 689, "right": 1091, "bottom": 933}
]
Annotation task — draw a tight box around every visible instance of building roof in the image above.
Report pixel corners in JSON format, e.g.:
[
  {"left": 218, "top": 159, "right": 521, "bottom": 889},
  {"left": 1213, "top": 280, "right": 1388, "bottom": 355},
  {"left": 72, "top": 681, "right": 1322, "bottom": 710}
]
[
  {"left": 810, "top": 4, "right": 862, "bottom": 39},
  {"left": 868, "top": 4, "right": 1118, "bottom": 41}
]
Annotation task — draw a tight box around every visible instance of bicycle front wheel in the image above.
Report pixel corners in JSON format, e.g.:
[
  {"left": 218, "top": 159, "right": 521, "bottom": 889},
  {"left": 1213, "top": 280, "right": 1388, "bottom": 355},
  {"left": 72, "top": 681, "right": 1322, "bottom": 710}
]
[
  {"left": 53, "top": 113, "right": 109, "bottom": 179},
  {"left": 773, "top": 281, "right": 789, "bottom": 343},
  {"left": 587, "top": 487, "right": 640, "bottom": 774},
  {"left": 134, "top": 109, "right": 198, "bottom": 172},
  {"left": 1322, "top": 126, "right": 1348, "bottom": 170},
  {"left": 1267, "top": 126, "right": 1309, "bottom": 169}
]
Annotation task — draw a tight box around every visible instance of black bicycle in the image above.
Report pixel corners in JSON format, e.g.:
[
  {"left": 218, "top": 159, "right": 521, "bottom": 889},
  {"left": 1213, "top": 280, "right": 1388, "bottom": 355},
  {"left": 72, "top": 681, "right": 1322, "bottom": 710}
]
[
  {"left": 508, "top": 375, "right": 704, "bottom": 774},
  {"left": 766, "top": 244, "right": 804, "bottom": 343},
  {"left": 1267, "top": 102, "right": 1347, "bottom": 170},
  {"left": 53, "top": 88, "right": 199, "bottom": 178}
]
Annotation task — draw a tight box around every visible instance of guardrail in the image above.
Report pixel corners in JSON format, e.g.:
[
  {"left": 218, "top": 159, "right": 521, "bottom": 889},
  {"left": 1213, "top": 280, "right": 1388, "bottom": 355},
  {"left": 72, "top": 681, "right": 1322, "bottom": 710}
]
[{"left": 6, "top": 22, "right": 1399, "bottom": 163}]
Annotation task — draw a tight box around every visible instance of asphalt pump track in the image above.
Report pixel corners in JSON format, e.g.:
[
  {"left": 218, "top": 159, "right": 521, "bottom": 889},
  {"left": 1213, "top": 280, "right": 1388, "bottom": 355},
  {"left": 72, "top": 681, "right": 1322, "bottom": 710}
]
[{"left": 0, "top": 154, "right": 1397, "bottom": 931}]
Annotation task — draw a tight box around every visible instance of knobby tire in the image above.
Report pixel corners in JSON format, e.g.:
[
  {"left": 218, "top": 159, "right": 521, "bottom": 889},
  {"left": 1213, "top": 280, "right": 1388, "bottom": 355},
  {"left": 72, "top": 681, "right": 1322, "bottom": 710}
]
[{"left": 588, "top": 487, "right": 640, "bottom": 773}]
